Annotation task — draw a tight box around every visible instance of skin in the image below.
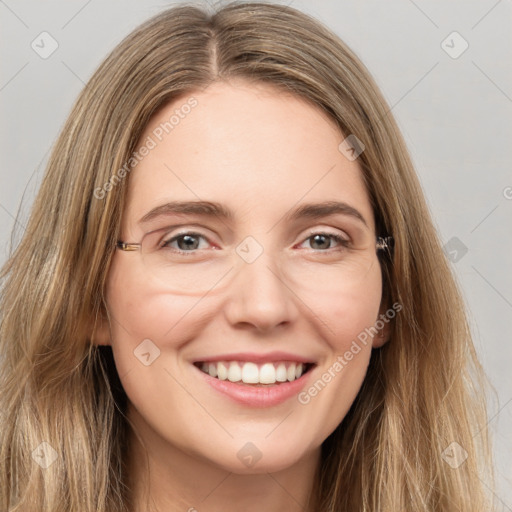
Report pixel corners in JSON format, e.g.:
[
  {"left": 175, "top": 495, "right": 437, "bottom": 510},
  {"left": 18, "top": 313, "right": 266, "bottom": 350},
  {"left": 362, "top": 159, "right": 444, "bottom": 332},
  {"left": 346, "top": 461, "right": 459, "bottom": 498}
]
[{"left": 95, "top": 80, "right": 390, "bottom": 512}]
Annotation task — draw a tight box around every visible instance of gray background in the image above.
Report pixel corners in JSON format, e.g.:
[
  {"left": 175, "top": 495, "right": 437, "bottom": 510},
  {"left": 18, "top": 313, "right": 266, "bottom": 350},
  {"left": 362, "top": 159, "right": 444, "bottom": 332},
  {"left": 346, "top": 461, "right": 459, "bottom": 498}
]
[{"left": 1, "top": 0, "right": 511, "bottom": 507}]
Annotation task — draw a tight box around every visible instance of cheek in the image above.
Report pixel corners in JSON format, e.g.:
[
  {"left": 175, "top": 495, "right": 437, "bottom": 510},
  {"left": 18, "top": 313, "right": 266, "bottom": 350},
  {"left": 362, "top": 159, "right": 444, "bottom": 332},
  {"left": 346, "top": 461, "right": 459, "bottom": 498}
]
[
  {"left": 104, "top": 257, "right": 202, "bottom": 375},
  {"left": 104, "top": 264, "right": 211, "bottom": 444},
  {"left": 299, "top": 256, "right": 383, "bottom": 348},
  {"left": 293, "top": 260, "right": 382, "bottom": 436},
  {"left": 330, "top": 283, "right": 382, "bottom": 350}
]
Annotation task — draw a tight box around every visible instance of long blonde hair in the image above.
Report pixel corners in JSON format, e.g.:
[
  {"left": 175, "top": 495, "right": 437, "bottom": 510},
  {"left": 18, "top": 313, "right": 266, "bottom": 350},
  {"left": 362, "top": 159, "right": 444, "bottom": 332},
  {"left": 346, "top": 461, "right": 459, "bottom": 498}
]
[{"left": 0, "top": 2, "right": 493, "bottom": 510}]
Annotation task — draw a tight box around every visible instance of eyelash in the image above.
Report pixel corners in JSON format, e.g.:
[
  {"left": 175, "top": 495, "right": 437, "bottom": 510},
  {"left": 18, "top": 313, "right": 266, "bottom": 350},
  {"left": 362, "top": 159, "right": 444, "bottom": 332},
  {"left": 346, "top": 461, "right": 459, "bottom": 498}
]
[{"left": 160, "top": 230, "right": 351, "bottom": 256}]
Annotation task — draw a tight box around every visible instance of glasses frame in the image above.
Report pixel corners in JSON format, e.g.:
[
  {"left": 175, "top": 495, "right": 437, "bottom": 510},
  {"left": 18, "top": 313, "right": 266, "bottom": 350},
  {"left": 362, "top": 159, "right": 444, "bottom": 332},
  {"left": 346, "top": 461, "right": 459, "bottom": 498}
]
[{"left": 116, "top": 236, "right": 394, "bottom": 253}]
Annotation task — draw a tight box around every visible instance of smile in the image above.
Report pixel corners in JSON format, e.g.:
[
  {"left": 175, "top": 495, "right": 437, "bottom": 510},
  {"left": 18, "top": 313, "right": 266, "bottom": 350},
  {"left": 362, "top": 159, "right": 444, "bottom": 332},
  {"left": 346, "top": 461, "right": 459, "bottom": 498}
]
[{"left": 194, "top": 360, "right": 315, "bottom": 386}]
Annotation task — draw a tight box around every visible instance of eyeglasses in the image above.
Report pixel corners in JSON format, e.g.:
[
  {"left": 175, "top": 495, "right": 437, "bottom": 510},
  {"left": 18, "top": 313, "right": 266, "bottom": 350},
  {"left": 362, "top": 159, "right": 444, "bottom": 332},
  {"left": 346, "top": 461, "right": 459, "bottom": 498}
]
[{"left": 116, "top": 228, "right": 394, "bottom": 295}]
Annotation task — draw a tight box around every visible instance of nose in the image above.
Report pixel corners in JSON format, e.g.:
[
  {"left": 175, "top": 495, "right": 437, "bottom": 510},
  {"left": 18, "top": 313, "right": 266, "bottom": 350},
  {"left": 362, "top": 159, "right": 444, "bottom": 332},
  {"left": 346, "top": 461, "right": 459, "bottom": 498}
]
[{"left": 223, "top": 248, "right": 298, "bottom": 333}]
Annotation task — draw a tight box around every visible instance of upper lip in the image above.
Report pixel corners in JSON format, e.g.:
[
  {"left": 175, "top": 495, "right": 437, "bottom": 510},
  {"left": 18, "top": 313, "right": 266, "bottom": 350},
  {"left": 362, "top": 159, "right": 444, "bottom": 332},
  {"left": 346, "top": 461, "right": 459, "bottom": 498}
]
[{"left": 193, "top": 351, "right": 315, "bottom": 364}]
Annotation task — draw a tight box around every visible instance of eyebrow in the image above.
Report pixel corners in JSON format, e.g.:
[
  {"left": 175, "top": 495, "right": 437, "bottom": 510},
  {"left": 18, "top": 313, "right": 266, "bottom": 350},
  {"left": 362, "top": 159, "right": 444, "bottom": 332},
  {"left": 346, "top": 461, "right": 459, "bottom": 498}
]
[{"left": 139, "top": 200, "right": 369, "bottom": 228}]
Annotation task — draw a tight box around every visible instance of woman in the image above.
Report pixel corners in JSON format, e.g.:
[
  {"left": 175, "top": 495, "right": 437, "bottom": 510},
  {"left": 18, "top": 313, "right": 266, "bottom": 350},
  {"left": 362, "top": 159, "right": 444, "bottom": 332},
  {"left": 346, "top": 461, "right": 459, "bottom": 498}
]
[{"left": 0, "top": 2, "right": 493, "bottom": 511}]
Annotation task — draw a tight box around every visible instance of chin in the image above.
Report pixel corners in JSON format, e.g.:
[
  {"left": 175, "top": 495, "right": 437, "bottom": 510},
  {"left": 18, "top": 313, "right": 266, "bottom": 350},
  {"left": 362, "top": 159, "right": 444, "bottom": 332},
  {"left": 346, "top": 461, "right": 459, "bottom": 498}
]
[{"left": 202, "top": 440, "right": 314, "bottom": 475}]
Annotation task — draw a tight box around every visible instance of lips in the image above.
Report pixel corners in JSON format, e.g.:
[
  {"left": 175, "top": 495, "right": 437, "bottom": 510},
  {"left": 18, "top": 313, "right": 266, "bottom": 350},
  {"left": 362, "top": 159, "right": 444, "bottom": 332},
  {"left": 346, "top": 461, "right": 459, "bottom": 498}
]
[
  {"left": 193, "top": 356, "right": 317, "bottom": 407},
  {"left": 192, "top": 351, "right": 316, "bottom": 387}
]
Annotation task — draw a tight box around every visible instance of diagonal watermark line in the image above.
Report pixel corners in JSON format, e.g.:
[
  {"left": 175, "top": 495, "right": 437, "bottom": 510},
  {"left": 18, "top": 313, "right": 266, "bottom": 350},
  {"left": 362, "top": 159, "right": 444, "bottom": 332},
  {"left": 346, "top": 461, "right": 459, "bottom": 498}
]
[
  {"left": 61, "top": 61, "right": 86, "bottom": 85},
  {"left": 0, "top": 150, "right": 52, "bottom": 259},
  {"left": 407, "top": 0, "right": 439, "bottom": 28},
  {"left": 0, "top": 203, "right": 27, "bottom": 234},
  {"left": 15, "top": 147, "right": 52, "bottom": 201},
  {"left": 379, "top": 62, "right": 439, "bottom": 123},
  {"left": 266, "top": 473, "right": 307, "bottom": 510},
  {"left": 200, "top": 471, "right": 233, "bottom": 503},
  {"left": 475, "top": 471, "right": 512, "bottom": 511},
  {"left": 163, "top": 367, "right": 234, "bottom": 438},
  {"left": 162, "top": 267, "right": 234, "bottom": 338},
  {"left": 10, "top": 146, "right": 53, "bottom": 235},
  {"left": 117, "top": 364, "right": 135, "bottom": 381},
  {"left": 0, "top": 62, "right": 29, "bottom": 92},
  {"left": 472, "top": 0, "right": 503, "bottom": 30},
  {"left": 265, "top": 265, "right": 336, "bottom": 336},
  {"left": 472, "top": 61, "right": 512, "bottom": 103},
  {"left": 265, "top": 410, "right": 294, "bottom": 438},
  {"left": 61, "top": 0, "right": 93, "bottom": 29},
  {"left": 394, "top": 62, "right": 439, "bottom": 107},
  {"left": 61, "top": 60, "right": 107, "bottom": 108},
  {"left": 266, "top": 163, "right": 337, "bottom": 234},
  {"left": 164, "top": 163, "right": 232, "bottom": 232},
  {"left": 470, "top": 204, "right": 499, "bottom": 233},
  {"left": 0, "top": 0, "right": 29, "bottom": 28},
  {"left": 104, "top": 302, "right": 139, "bottom": 340},
  {"left": 471, "top": 265, "right": 512, "bottom": 309},
  {"left": 472, "top": 395, "right": 512, "bottom": 440}
]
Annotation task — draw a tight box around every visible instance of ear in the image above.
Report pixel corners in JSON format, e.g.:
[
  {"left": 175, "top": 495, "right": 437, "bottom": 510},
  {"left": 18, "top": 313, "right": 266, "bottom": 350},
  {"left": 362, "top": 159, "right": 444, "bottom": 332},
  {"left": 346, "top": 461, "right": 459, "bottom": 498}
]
[
  {"left": 91, "top": 308, "right": 111, "bottom": 346},
  {"left": 372, "top": 302, "right": 392, "bottom": 349}
]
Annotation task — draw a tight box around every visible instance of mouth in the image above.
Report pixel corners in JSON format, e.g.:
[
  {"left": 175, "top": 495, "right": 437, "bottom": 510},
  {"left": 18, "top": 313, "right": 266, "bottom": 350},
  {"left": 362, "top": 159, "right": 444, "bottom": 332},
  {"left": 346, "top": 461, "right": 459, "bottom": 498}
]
[{"left": 193, "top": 360, "right": 316, "bottom": 386}]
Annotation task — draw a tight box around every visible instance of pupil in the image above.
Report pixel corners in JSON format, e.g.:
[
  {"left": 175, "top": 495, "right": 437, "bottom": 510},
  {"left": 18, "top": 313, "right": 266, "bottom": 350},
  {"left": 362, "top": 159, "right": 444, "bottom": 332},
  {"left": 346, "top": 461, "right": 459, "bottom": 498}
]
[
  {"left": 311, "top": 234, "right": 329, "bottom": 250},
  {"left": 178, "top": 235, "right": 199, "bottom": 250}
]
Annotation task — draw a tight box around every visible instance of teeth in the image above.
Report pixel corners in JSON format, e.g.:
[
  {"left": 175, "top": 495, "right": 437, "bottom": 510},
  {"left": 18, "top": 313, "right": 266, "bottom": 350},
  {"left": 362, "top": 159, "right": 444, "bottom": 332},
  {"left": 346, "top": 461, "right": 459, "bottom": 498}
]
[
  {"left": 208, "top": 363, "right": 217, "bottom": 378},
  {"left": 242, "top": 362, "right": 259, "bottom": 383},
  {"left": 197, "top": 360, "right": 309, "bottom": 384},
  {"left": 275, "top": 363, "right": 287, "bottom": 382},
  {"left": 259, "top": 363, "right": 276, "bottom": 384},
  {"left": 217, "top": 361, "right": 228, "bottom": 381},
  {"left": 228, "top": 362, "right": 242, "bottom": 382}
]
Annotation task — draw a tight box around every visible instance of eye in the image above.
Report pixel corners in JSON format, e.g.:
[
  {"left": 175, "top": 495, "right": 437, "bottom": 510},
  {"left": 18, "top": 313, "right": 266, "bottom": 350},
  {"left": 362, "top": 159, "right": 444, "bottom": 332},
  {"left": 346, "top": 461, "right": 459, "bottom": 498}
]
[
  {"left": 161, "top": 231, "right": 211, "bottom": 254},
  {"left": 298, "top": 232, "right": 350, "bottom": 251},
  {"left": 152, "top": 229, "right": 350, "bottom": 255}
]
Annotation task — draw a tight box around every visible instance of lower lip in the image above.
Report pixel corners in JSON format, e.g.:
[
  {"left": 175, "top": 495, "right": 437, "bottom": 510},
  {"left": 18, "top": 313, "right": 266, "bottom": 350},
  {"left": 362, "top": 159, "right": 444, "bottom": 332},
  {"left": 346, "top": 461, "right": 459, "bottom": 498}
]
[{"left": 194, "top": 365, "right": 314, "bottom": 408}]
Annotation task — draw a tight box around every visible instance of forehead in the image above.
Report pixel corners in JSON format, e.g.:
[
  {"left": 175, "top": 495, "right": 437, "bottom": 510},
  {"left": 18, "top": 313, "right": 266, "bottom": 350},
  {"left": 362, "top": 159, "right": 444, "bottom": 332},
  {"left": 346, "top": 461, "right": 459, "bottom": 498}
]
[{"left": 123, "top": 80, "right": 374, "bottom": 232}]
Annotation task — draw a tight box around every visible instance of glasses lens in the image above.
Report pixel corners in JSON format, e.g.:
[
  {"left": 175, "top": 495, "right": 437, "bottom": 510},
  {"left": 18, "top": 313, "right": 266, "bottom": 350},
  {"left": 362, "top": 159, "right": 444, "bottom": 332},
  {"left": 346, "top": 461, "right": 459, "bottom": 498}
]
[{"left": 140, "top": 229, "right": 233, "bottom": 294}]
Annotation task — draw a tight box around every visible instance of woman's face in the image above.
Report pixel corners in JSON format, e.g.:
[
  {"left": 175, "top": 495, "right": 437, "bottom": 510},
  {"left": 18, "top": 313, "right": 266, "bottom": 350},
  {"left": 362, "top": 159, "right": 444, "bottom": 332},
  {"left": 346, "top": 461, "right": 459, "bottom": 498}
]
[{"left": 102, "top": 80, "right": 388, "bottom": 474}]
